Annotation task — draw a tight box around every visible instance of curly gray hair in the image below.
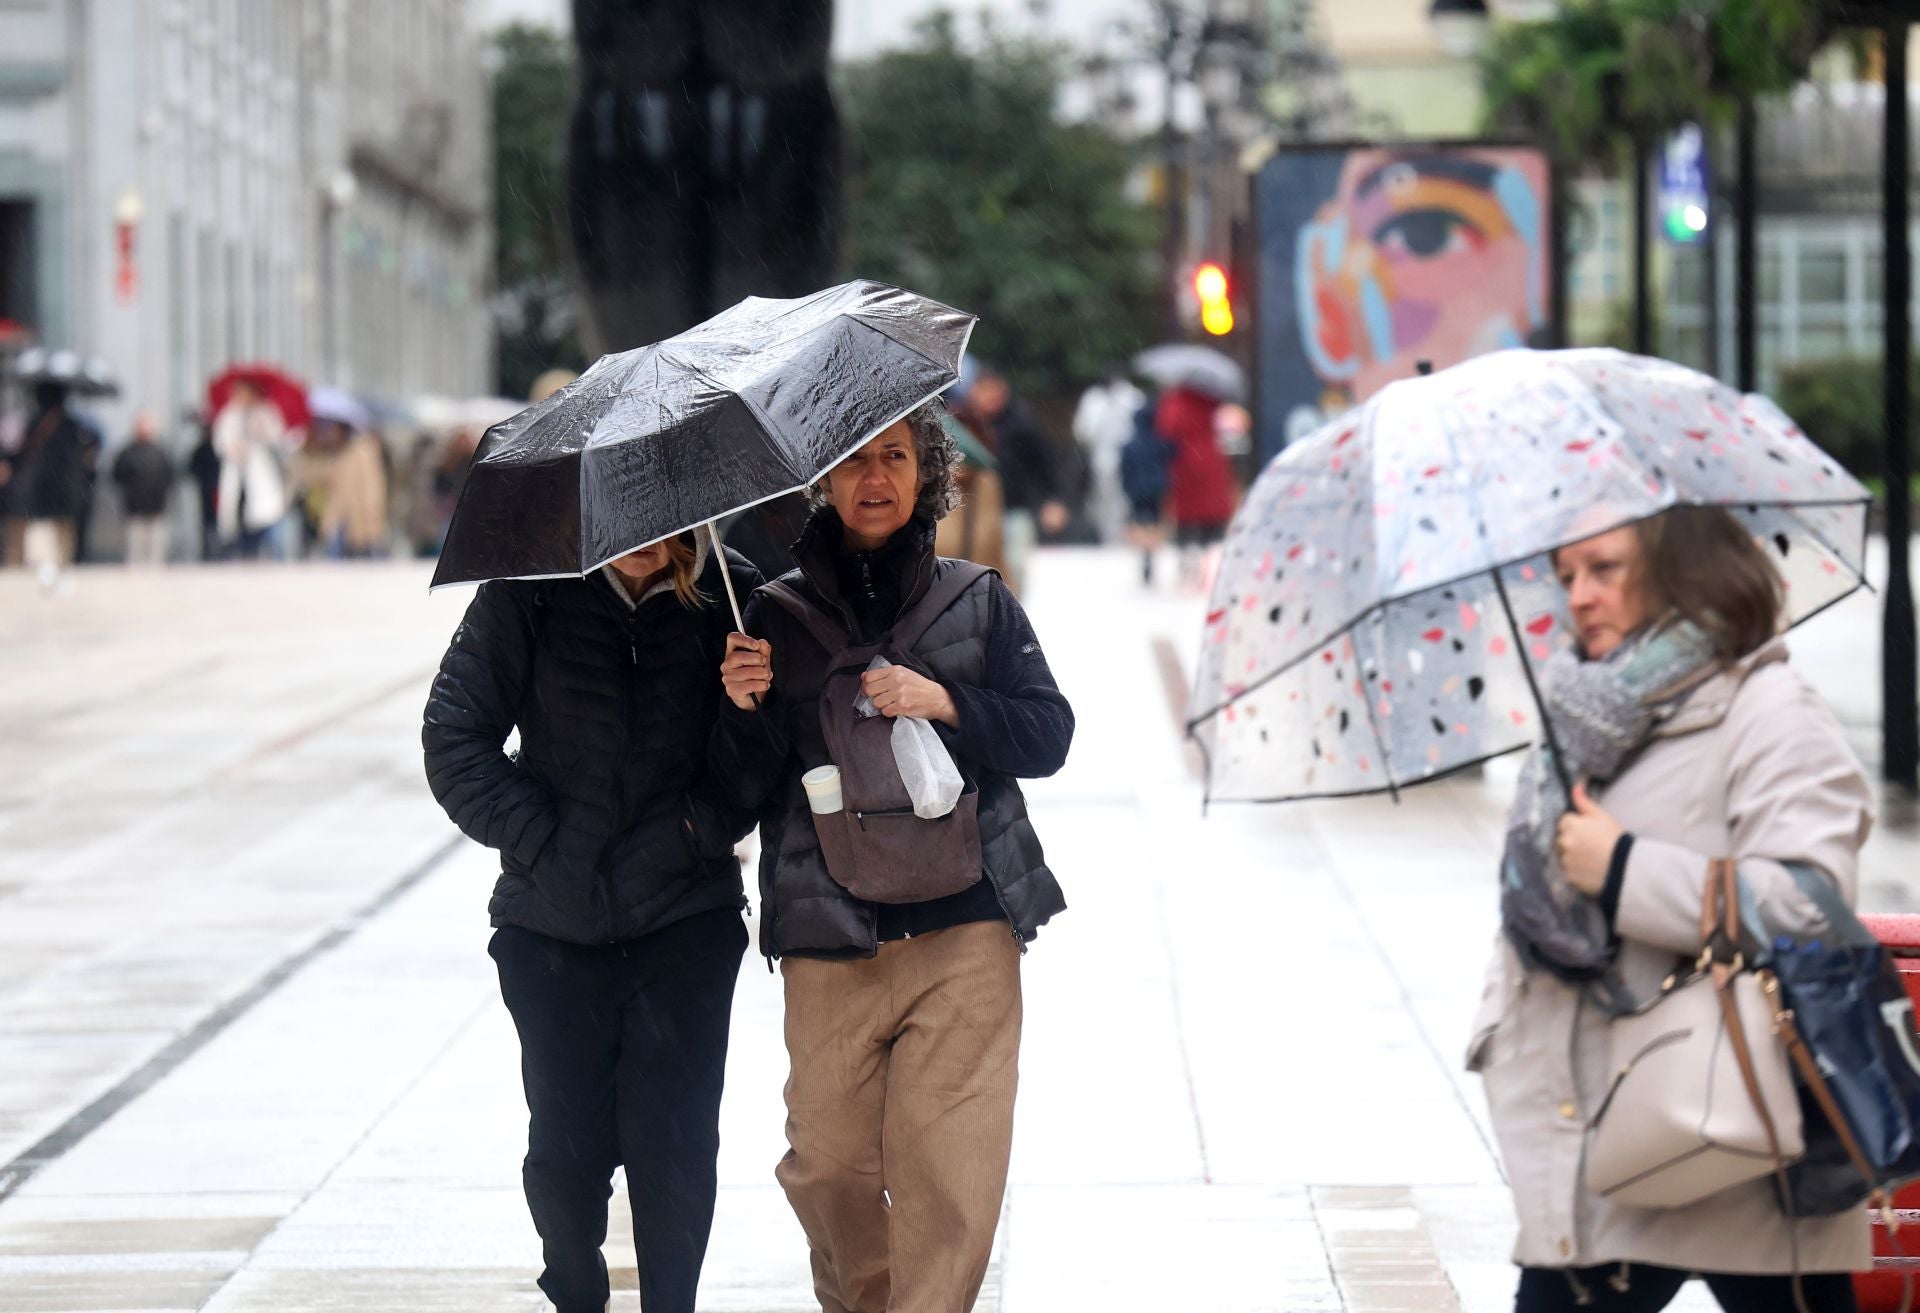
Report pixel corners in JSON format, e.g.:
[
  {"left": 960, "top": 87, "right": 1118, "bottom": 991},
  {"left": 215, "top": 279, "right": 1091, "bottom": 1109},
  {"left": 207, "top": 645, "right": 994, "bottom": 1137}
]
[{"left": 810, "top": 399, "right": 963, "bottom": 522}]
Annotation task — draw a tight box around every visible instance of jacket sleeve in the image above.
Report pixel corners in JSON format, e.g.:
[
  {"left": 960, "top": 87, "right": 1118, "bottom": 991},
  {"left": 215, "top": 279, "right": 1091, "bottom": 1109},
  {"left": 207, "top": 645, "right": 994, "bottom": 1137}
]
[
  {"left": 1611, "top": 665, "right": 1874, "bottom": 956},
  {"left": 938, "top": 577, "right": 1075, "bottom": 779},
  {"left": 707, "top": 588, "right": 798, "bottom": 815},
  {"left": 421, "top": 582, "right": 561, "bottom": 870}
]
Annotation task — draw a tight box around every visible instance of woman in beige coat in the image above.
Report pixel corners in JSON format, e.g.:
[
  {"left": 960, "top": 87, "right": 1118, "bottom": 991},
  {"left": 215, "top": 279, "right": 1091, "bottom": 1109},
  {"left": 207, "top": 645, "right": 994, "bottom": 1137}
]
[{"left": 1469, "top": 506, "right": 1874, "bottom": 1312}]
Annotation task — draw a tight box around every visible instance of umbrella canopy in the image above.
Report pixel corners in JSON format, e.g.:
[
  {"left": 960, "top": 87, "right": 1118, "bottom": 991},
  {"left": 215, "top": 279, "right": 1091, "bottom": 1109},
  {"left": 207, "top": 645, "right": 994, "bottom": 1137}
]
[
  {"left": 307, "top": 385, "right": 371, "bottom": 431},
  {"left": 209, "top": 363, "right": 310, "bottom": 431},
  {"left": 1134, "top": 343, "right": 1246, "bottom": 402},
  {"left": 1189, "top": 348, "right": 1869, "bottom": 804},
  {"left": 431, "top": 279, "right": 975, "bottom": 589},
  {"left": 14, "top": 347, "right": 118, "bottom": 397}
]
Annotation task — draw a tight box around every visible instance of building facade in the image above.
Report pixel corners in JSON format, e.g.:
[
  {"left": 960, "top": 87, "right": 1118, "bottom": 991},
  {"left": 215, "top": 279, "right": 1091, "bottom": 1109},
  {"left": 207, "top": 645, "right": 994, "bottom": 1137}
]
[{"left": 0, "top": 0, "right": 492, "bottom": 436}]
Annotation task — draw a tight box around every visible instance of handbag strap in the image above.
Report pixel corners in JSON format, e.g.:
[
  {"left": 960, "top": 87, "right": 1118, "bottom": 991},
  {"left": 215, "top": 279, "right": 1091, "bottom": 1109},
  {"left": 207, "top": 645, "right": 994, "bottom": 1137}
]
[
  {"left": 1702, "top": 856, "right": 1814, "bottom": 1313},
  {"left": 1772, "top": 981, "right": 1914, "bottom": 1313},
  {"left": 1699, "top": 856, "right": 1741, "bottom": 963}
]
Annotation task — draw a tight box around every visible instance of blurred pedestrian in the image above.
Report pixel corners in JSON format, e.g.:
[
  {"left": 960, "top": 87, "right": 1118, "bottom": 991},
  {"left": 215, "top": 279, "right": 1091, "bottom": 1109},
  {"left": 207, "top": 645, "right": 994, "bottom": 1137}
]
[
  {"left": 213, "top": 378, "right": 291, "bottom": 560},
  {"left": 111, "top": 411, "right": 175, "bottom": 567},
  {"left": 1470, "top": 507, "right": 1872, "bottom": 1312},
  {"left": 71, "top": 411, "right": 103, "bottom": 563},
  {"left": 319, "top": 424, "right": 390, "bottom": 559},
  {"left": 1072, "top": 369, "right": 1144, "bottom": 545},
  {"left": 964, "top": 369, "right": 1065, "bottom": 595},
  {"left": 714, "top": 404, "right": 1073, "bottom": 1313},
  {"left": 0, "top": 394, "right": 20, "bottom": 567},
  {"left": 14, "top": 382, "right": 86, "bottom": 591},
  {"left": 185, "top": 413, "right": 221, "bottom": 561},
  {"left": 1157, "top": 384, "right": 1236, "bottom": 588},
  {"left": 1118, "top": 392, "right": 1173, "bottom": 585},
  {"left": 424, "top": 528, "right": 761, "bottom": 1313}
]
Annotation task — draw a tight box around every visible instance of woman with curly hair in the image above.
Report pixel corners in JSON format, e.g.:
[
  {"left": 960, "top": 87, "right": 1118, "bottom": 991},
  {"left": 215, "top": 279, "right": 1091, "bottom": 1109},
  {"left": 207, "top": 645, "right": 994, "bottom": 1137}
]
[{"left": 711, "top": 400, "right": 1075, "bottom": 1313}]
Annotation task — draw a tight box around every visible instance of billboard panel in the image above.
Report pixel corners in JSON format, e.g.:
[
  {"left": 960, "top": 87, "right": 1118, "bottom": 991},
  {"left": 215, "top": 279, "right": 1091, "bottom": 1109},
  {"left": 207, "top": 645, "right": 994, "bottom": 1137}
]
[{"left": 1254, "top": 143, "right": 1556, "bottom": 460}]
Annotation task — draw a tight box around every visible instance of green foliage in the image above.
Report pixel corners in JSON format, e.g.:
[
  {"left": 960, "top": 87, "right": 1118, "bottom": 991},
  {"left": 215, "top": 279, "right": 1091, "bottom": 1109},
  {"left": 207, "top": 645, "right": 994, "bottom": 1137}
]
[
  {"left": 1773, "top": 355, "right": 1919, "bottom": 481},
  {"left": 491, "top": 23, "right": 587, "bottom": 399},
  {"left": 1479, "top": 0, "right": 1831, "bottom": 168},
  {"left": 836, "top": 12, "right": 1161, "bottom": 401}
]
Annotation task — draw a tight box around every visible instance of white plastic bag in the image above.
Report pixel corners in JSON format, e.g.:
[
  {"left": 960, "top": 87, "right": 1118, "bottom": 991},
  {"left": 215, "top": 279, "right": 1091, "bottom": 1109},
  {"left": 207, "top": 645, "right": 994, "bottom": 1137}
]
[
  {"left": 852, "top": 655, "right": 890, "bottom": 719},
  {"left": 851, "top": 657, "right": 962, "bottom": 818},
  {"left": 892, "top": 715, "right": 963, "bottom": 819}
]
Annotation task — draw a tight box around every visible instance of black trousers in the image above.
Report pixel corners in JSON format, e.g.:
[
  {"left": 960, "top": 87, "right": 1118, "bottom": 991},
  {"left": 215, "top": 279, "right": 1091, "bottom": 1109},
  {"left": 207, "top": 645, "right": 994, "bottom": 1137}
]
[
  {"left": 1517, "top": 1263, "right": 1862, "bottom": 1313},
  {"left": 491, "top": 909, "right": 748, "bottom": 1313}
]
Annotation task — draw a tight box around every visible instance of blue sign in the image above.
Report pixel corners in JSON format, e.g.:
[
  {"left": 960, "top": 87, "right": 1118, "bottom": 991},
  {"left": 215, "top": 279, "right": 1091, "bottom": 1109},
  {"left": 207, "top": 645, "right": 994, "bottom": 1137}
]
[{"left": 1657, "top": 124, "right": 1711, "bottom": 244}]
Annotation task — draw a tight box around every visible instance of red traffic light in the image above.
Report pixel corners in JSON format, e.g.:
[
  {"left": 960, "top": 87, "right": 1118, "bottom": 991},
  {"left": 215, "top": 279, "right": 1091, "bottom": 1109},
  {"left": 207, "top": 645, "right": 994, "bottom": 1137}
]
[{"left": 1193, "top": 261, "right": 1234, "bottom": 336}]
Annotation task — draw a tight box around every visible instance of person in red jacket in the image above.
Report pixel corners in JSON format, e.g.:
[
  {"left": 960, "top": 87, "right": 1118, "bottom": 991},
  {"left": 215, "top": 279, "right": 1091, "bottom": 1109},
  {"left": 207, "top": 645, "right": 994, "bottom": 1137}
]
[{"left": 1157, "top": 385, "right": 1235, "bottom": 585}]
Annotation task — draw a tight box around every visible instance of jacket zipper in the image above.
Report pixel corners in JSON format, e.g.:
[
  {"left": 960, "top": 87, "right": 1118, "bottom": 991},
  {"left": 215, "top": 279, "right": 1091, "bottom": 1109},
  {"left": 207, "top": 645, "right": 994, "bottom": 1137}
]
[{"left": 594, "top": 624, "right": 637, "bottom": 942}]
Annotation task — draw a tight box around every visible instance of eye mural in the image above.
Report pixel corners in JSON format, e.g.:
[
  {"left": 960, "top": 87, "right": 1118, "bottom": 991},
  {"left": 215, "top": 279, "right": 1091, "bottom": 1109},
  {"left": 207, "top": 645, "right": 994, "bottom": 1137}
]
[{"left": 1255, "top": 144, "right": 1556, "bottom": 462}]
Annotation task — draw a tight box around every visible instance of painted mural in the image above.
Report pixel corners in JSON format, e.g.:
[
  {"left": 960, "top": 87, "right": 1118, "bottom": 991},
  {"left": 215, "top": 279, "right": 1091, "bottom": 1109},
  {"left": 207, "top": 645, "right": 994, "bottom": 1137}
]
[{"left": 1254, "top": 144, "right": 1555, "bottom": 459}]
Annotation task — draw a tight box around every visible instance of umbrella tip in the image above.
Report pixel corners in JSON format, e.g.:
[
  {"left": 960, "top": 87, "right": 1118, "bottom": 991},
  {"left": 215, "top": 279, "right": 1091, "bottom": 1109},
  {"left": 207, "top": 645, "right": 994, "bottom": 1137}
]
[{"left": 1415, "top": 359, "right": 1434, "bottom": 377}]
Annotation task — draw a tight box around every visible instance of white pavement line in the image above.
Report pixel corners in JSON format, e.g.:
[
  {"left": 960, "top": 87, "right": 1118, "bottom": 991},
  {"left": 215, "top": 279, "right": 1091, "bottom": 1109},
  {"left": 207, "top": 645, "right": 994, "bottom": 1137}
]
[
  {"left": 1143, "top": 638, "right": 1214, "bottom": 1184},
  {"left": 0, "top": 832, "right": 464, "bottom": 1204},
  {"left": 1301, "top": 807, "right": 1506, "bottom": 1183},
  {"left": 193, "top": 997, "right": 498, "bottom": 1310}
]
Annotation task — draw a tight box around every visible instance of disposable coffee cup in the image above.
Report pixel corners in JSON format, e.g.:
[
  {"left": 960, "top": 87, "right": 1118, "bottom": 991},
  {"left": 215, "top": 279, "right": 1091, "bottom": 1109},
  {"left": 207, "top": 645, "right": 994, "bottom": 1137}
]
[{"left": 802, "top": 765, "right": 843, "bottom": 815}]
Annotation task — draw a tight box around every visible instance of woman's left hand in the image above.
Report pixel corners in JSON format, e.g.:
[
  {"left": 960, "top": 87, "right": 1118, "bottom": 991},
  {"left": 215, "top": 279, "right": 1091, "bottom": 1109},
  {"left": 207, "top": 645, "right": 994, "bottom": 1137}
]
[
  {"left": 1556, "top": 781, "right": 1625, "bottom": 896},
  {"left": 861, "top": 665, "right": 959, "bottom": 727}
]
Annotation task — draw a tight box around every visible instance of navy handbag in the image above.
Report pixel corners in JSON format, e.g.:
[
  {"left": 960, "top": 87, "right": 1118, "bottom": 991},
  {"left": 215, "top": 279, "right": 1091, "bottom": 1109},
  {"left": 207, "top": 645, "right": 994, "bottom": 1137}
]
[{"left": 1764, "top": 865, "right": 1920, "bottom": 1215}]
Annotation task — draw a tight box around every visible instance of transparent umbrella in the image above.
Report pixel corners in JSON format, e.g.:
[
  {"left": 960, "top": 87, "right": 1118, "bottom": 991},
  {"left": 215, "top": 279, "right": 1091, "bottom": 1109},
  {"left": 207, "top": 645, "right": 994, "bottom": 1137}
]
[{"left": 1189, "top": 348, "right": 1870, "bottom": 804}]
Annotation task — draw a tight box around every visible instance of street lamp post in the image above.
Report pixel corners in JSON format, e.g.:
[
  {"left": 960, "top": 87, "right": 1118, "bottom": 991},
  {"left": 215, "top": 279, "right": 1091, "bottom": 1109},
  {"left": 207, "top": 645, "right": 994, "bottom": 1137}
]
[
  {"left": 1885, "top": 17, "right": 1917, "bottom": 791},
  {"left": 1831, "top": 0, "right": 1920, "bottom": 790}
]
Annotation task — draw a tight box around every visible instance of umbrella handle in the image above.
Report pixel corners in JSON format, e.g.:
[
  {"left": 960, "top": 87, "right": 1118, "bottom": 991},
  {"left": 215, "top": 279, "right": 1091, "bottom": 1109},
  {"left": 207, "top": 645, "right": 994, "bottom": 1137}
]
[
  {"left": 707, "top": 516, "right": 750, "bottom": 635},
  {"left": 1492, "top": 567, "right": 1574, "bottom": 801},
  {"left": 707, "top": 516, "right": 762, "bottom": 711}
]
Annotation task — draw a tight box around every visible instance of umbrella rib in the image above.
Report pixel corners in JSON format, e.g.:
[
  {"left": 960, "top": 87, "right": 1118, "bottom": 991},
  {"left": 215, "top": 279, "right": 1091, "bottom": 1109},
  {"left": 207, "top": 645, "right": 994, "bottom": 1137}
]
[{"left": 848, "top": 311, "right": 976, "bottom": 373}]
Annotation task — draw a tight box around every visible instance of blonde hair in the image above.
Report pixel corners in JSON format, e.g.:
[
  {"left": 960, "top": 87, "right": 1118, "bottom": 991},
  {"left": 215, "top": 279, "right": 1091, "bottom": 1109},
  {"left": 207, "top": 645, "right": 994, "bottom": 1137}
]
[{"left": 659, "top": 532, "right": 707, "bottom": 610}]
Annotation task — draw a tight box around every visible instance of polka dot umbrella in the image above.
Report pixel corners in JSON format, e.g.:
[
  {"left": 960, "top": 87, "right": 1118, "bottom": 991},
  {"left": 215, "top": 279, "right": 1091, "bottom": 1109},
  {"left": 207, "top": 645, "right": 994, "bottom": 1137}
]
[{"left": 1189, "top": 348, "right": 1870, "bottom": 805}]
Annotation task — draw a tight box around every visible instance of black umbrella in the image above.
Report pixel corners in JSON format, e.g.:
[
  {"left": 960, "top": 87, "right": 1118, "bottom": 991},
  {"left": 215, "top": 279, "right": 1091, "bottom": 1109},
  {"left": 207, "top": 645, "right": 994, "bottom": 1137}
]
[
  {"left": 14, "top": 348, "right": 119, "bottom": 398},
  {"left": 431, "top": 280, "right": 977, "bottom": 625}
]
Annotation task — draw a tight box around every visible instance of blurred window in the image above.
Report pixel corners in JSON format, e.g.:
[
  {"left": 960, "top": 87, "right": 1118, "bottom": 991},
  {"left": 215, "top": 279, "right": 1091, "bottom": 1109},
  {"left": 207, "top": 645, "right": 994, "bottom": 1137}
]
[
  {"left": 1668, "top": 326, "right": 1707, "bottom": 372},
  {"left": 1797, "top": 324, "right": 1850, "bottom": 360},
  {"left": 1800, "top": 248, "right": 1847, "bottom": 304},
  {"left": 1671, "top": 248, "right": 1707, "bottom": 305}
]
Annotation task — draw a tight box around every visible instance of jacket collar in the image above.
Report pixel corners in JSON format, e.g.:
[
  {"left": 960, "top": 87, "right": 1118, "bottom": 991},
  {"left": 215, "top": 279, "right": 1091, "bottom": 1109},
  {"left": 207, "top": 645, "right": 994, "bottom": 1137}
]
[
  {"left": 595, "top": 526, "right": 713, "bottom": 614},
  {"left": 1651, "top": 636, "right": 1790, "bottom": 739},
  {"left": 792, "top": 507, "right": 938, "bottom": 633}
]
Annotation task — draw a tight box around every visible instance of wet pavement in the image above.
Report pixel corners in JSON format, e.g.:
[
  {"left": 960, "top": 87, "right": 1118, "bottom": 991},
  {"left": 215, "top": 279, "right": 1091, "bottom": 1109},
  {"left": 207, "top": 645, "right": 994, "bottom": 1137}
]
[{"left": 0, "top": 547, "right": 1909, "bottom": 1312}]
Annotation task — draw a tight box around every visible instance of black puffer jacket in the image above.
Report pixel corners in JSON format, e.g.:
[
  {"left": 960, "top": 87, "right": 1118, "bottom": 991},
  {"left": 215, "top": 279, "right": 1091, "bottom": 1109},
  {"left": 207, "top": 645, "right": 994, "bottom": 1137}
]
[{"left": 423, "top": 543, "right": 763, "bottom": 945}]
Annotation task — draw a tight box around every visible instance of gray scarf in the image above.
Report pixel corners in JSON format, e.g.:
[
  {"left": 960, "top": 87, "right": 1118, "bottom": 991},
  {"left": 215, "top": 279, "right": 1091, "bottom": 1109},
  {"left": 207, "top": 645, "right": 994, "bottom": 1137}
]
[{"left": 1499, "top": 617, "right": 1721, "bottom": 1014}]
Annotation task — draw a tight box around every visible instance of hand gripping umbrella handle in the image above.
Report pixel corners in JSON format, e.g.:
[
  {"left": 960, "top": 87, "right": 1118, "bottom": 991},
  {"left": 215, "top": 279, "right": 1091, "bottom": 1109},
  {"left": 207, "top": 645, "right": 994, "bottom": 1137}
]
[{"left": 707, "top": 517, "right": 760, "bottom": 710}]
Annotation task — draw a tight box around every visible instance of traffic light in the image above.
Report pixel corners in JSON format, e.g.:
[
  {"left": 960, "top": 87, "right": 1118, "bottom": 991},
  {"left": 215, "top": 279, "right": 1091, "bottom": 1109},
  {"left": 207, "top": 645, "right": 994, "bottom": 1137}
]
[{"left": 1193, "top": 261, "right": 1234, "bottom": 336}]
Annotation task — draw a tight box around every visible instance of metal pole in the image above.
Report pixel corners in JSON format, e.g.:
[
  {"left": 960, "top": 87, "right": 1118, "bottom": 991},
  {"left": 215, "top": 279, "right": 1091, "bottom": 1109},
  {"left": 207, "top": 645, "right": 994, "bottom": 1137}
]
[
  {"left": 1735, "top": 96, "right": 1758, "bottom": 392},
  {"left": 1884, "top": 19, "right": 1918, "bottom": 790},
  {"left": 1633, "top": 132, "right": 1652, "bottom": 355},
  {"left": 1704, "top": 135, "right": 1721, "bottom": 378},
  {"left": 1159, "top": 4, "right": 1185, "bottom": 338}
]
